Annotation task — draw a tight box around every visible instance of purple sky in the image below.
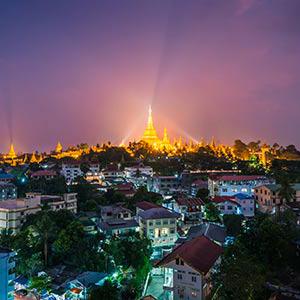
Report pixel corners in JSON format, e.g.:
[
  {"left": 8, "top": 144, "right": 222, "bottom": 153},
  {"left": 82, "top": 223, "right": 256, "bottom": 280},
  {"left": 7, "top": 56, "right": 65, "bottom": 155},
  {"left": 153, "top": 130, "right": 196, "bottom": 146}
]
[{"left": 0, "top": 0, "right": 300, "bottom": 153}]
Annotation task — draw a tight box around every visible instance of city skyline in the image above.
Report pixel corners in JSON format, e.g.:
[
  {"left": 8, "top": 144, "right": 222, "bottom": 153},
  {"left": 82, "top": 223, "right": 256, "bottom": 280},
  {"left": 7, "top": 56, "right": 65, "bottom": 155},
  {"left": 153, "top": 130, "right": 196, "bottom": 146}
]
[{"left": 1, "top": 0, "right": 300, "bottom": 152}]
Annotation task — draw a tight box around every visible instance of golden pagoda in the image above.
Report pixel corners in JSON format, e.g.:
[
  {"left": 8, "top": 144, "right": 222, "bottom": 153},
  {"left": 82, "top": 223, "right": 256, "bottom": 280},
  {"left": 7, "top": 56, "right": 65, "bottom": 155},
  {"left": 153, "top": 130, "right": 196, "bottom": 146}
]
[
  {"left": 30, "top": 153, "right": 38, "bottom": 164},
  {"left": 7, "top": 144, "right": 16, "bottom": 159},
  {"left": 55, "top": 141, "right": 63, "bottom": 153},
  {"left": 141, "top": 106, "right": 160, "bottom": 146}
]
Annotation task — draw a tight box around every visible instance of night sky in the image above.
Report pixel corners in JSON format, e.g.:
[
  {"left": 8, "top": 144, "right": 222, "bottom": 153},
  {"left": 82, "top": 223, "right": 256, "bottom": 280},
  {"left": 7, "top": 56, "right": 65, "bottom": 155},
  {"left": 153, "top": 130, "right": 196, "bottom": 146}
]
[{"left": 1, "top": 0, "right": 300, "bottom": 152}]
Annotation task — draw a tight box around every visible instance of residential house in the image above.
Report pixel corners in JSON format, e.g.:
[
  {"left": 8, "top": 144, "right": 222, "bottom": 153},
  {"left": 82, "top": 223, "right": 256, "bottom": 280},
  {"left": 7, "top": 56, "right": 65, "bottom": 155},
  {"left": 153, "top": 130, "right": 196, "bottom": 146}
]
[
  {"left": 138, "top": 206, "right": 179, "bottom": 248},
  {"left": 156, "top": 236, "right": 223, "bottom": 300},
  {"left": 100, "top": 203, "right": 133, "bottom": 222},
  {"left": 98, "top": 219, "right": 139, "bottom": 236},
  {"left": 211, "top": 196, "right": 242, "bottom": 216},
  {"left": 208, "top": 175, "right": 272, "bottom": 198},
  {"left": 233, "top": 193, "right": 255, "bottom": 217},
  {"left": 30, "top": 169, "right": 57, "bottom": 180},
  {"left": 101, "top": 164, "right": 124, "bottom": 180},
  {"left": 255, "top": 183, "right": 300, "bottom": 214},
  {"left": 0, "top": 193, "right": 77, "bottom": 232},
  {"left": 148, "top": 175, "right": 181, "bottom": 195},
  {"left": 172, "top": 197, "right": 204, "bottom": 223},
  {"left": 61, "top": 162, "right": 83, "bottom": 184},
  {"left": 124, "top": 163, "right": 153, "bottom": 178}
]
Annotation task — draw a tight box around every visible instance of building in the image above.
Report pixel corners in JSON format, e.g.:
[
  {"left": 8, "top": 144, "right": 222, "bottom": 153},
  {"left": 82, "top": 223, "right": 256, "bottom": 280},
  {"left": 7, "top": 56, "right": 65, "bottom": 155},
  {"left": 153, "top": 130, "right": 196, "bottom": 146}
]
[
  {"left": 124, "top": 163, "right": 153, "bottom": 179},
  {"left": 208, "top": 175, "right": 272, "bottom": 198},
  {"left": 211, "top": 196, "right": 242, "bottom": 216},
  {"left": 232, "top": 193, "right": 255, "bottom": 217},
  {"left": 100, "top": 203, "right": 133, "bottom": 222},
  {"left": 138, "top": 206, "right": 179, "bottom": 248},
  {"left": 0, "top": 183, "right": 17, "bottom": 200},
  {"left": 0, "top": 171, "right": 15, "bottom": 183},
  {"left": 190, "top": 179, "right": 208, "bottom": 197},
  {"left": 156, "top": 236, "right": 223, "bottom": 300},
  {"left": 0, "top": 193, "right": 77, "bottom": 232},
  {"left": 113, "top": 183, "right": 136, "bottom": 197},
  {"left": 30, "top": 169, "right": 57, "bottom": 180},
  {"left": 0, "top": 247, "right": 15, "bottom": 300},
  {"left": 101, "top": 163, "right": 124, "bottom": 180},
  {"left": 172, "top": 197, "right": 204, "bottom": 223},
  {"left": 85, "top": 163, "right": 101, "bottom": 183},
  {"left": 61, "top": 162, "right": 83, "bottom": 184},
  {"left": 98, "top": 219, "right": 139, "bottom": 236},
  {"left": 149, "top": 175, "right": 180, "bottom": 195},
  {"left": 255, "top": 183, "right": 300, "bottom": 214}
]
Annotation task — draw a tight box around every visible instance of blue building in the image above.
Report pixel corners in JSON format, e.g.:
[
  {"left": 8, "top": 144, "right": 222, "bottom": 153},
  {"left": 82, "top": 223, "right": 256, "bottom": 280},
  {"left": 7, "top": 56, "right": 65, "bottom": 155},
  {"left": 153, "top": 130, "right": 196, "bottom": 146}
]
[{"left": 0, "top": 248, "right": 15, "bottom": 300}]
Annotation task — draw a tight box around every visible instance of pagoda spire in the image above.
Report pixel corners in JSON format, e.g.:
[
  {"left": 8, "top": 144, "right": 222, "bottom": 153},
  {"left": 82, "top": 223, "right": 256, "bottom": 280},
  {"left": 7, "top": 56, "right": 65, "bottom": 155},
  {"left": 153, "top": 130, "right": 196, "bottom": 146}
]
[
  {"left": 141, "top": 105, "right": 160, "bottom": 146},
  {"left": 56, "top": 141, "right": 63, "bottom": 153},
  {"left": 8, "top": 144, "right": 16, "bottom": 159}
]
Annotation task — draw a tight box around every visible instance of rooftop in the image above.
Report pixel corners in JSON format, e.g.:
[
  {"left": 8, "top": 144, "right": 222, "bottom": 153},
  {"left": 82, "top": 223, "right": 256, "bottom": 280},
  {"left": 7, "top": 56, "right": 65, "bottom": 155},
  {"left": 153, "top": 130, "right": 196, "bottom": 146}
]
[
  {"left": 156, "top": 235, "right": 223, "bottom": 275},
  {"left": 176, "top": 197, "right": 204, "bottom": 207},
  {"left": 211, "top": 174, "right": 268, "bottom": 182},
  {"left": 136, "top": 201, "right": 161, "bottom": 211},
  {"left": 139, "top": 207, "right": 180, "bottom": 220}
]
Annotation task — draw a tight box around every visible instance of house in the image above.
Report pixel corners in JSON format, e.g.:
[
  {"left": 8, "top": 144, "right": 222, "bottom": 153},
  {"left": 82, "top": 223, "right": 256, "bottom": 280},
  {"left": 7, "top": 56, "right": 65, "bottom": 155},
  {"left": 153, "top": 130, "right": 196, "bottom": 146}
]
[
  {"left": 178, "top": 223, "right": 227, "bottom": 246},
  {"left": 113, "top": 183, "right": 136, "bottom": 198},
  {"left": 30, "top": 169, "right": 57, "bottom": 180},
  {"left": 0, "top": 171, "right": 15, "bottom": 183},
  {"left": 211, "top": 196, "right": 242, "bottom": 216},
  {"left": 85, "top": 163, "right": 101, "bottom": 183},
  {"left": 138, "top": 206, "right": 180, "bottom": 248},
  {"left": 61, "top": 162, "right": 83, "bottom": 184},
  {"left": 124, "top": 163, "right": 153, "bottom": 178},
  {"left": 190, "top": 179, "right": 208, "bottom": 197},
  {"left": 0, "top": 247, "right": 15, "bottom": 300},
  {"left": 173, "top": 197, "right": 204, "bottom": 223},
  {"left": 255, "top": 183, "right": 300, "bottom": 214},
  {"left": 0, "top": 183, "right": 17, "bottom": 200},
  {"left": 232, "top": 193, "right": 255, "bottom": 217},
  {"left": 156, "top": 236, "right": 223, "bottom": 300},
  {"left": 100, "top": 203, "right": 133, "bottom": 222},
  {"left": 101, "top": 164, "right": 124, "bottom": 180},
  {"left": 148, "top": 175, "right": 181, "bottom": 195},
  {"left": 0, "top": 193, "right": 77, "bottom": 233},
  {"left": 208, "top": 174, "right": 272, "bottom": 198},
  {"left": 98, "top": 219, "right": 139, "bottom": 236}
]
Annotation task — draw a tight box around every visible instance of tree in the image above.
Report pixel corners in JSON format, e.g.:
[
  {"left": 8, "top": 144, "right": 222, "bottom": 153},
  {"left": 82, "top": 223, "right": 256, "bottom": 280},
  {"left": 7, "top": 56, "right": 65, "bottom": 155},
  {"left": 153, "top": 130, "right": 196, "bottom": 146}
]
[
  {"left": 196, "top": 188, "right": 209, "bottom": 203},
  {"left": 213, "top": 243, "right": 267, "bottom": 300},
  {"left": 33, "top": 211, "right": 57, "bottom": 267},
  {"left": 278, "top": 176, "right": 295, "bottom": 205},
  {"left": 223, "top": 214, "right": 244, "bottom": 237},
  {"left": 29, "top": 274, "right": 52, "bottom": 293},
  {"left": 204, "top": 202, "right": 221, "bottom": 223},
  {"left": 89, "top": 281, "right": 119, "bottom": 300}
]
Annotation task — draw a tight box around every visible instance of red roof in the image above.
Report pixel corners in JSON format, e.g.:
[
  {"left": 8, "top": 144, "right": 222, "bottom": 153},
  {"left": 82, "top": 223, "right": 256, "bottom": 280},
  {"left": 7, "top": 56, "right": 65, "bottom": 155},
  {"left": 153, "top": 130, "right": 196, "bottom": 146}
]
[
  {"left": 156, "top": 236, "right": 223, "bottom": 275},
  {"left": 211, "top": 196, "right": 240, "bottom": 206},
  {"left": 176, "top": 198, "right": 204, "bottom": 207},
  {"left": 211, "top": 175, "right": 267, "bottom": 182},
  {"left": 136, "top": 201, "right": 161, "bottom": 211},
  {"left": 31, "top": 169, "right": 57, "bottom": 177}
]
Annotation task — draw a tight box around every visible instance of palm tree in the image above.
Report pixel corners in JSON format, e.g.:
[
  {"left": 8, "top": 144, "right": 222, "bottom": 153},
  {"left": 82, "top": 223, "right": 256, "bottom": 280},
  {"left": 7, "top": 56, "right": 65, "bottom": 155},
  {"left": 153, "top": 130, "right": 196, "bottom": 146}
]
[
  {"left": 34, "top": 212, "right": 56, "bottom": 267},
  {"left": 277, "top": 176, "right": 295, "bottom": 214}
]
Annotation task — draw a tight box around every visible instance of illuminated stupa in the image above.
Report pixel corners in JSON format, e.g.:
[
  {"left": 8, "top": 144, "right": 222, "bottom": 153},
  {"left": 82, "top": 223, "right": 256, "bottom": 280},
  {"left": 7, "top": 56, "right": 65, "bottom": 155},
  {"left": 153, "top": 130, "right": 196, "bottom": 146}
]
[
  {"left": 8, "top": 144, "right": 16, "bottom": 159},
  {"left": 141, "top": 106, "right": 161, "bottom": 146}
]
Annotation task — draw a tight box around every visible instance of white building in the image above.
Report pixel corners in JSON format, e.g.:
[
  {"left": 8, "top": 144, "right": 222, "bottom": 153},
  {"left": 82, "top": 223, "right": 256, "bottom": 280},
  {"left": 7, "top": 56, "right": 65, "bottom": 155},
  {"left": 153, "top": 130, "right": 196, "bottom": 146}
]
[
  {"left": 208, "top": 175, "right": 272, "bottom": 198},
  {"left": 124, "top": 163, "right": 153, "bottom": 178},
  {"left": 0, "top": 183, "right": 17, "bottom": 201},
  {"left": 172, "top": 198, "right": 204, "bottom": 223},
  {"left": 138, "top": 205, "right": 179, "bottom": 248},
  {"left": 0, "top": 193, "right": 77, "bottom": 233},
  {"left": 148, "top": 176, "right": 180, "bottom": 195},
  {"left": 232, "top": 193, "right": 255, "bottom": 217},
  {"left": 156, "top": 236, "right": 223, "bottom": 300},
  {"left": 211, "top": 196, "right": 242, "bottom": 216},
  {"left": 61, "top": 162, "right": 83, "bottom": 184}
]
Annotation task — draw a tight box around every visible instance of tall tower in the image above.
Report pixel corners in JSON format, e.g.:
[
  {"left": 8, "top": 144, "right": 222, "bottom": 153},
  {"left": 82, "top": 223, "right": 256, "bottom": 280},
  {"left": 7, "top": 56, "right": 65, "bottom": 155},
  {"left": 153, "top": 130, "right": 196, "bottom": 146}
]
[
  {"left": 8, "top": 144, "right": 16, "bottom": 159},
  {"left": 141, "top": 106, "right": 160, "bottom": 146}
]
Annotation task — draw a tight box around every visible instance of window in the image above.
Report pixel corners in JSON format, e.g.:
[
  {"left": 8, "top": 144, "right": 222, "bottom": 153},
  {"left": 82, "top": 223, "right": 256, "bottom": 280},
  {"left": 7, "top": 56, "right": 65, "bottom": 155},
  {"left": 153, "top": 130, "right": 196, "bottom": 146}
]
[
  {"left": 177, "top": 274, "right": 183, "bottom": 280},
  {"left": 156, "top": 220, "right": 161, "bottom": 225},
  {"left": 228, "top": 206, "right": 232, "bottom": 210},
  {"left": 163, "top": 220, "right": 168, "bottom": 225},
  {"left": 176, "top": 258, "right": 180, "bottom": 265},
  {"left": 192, "top": 276, "right": 197, "bottom": 282}
]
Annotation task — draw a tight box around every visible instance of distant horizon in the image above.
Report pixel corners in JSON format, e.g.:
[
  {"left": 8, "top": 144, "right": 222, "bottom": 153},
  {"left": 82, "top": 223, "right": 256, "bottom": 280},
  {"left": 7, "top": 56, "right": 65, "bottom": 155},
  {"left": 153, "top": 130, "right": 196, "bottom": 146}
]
[{"left": 1, "top": 1, "right": 300, "bottom": 152}]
